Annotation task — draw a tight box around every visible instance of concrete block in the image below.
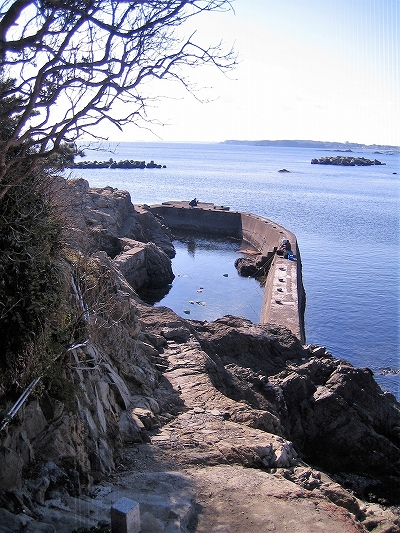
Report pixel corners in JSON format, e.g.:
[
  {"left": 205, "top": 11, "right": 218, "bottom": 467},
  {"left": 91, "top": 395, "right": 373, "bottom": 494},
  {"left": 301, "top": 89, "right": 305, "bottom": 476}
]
[{"left": 111, "top": 497, "right": 141, "bottom": 533}]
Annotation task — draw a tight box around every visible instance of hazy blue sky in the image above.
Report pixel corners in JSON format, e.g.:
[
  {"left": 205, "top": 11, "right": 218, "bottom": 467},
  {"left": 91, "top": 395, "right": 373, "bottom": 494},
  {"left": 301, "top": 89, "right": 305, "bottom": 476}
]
[{"left": 109, "top": 0, "right": 399, "bottom": 146}]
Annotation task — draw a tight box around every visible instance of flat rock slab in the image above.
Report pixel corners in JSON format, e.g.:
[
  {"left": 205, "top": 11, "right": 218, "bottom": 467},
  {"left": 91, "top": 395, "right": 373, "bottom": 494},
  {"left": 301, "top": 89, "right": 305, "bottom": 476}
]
[
  {"left": 188, "top": 465, "right": 366, "bottom": 533},
  {"left": 27, "top": 464, "right": 373, "bottom": 533}
]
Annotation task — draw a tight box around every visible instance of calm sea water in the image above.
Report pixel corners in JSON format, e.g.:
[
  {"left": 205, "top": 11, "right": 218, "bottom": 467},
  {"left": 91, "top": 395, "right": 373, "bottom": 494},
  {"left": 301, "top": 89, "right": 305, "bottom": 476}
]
[{"left": 68, "top": 142, "right": 400, "bottom": 397}]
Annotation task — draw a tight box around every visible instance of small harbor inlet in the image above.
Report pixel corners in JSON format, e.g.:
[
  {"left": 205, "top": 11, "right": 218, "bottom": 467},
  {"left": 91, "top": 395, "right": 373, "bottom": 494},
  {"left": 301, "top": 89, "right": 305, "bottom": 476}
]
[{"left": 147, "top": 201, "right": 305, "bottom": 342}]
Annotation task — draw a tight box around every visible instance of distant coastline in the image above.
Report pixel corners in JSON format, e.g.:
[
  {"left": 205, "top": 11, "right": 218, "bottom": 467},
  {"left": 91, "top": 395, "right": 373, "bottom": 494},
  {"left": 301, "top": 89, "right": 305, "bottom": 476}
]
[{"left": 222, "top": 139, "right": 399, "bottom": 152}]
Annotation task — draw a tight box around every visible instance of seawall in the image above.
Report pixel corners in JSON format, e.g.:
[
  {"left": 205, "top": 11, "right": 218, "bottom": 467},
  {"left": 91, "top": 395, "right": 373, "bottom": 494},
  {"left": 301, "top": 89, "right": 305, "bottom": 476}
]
[{"left": 148, "top": 201, "right": 306, "bottom": 343}]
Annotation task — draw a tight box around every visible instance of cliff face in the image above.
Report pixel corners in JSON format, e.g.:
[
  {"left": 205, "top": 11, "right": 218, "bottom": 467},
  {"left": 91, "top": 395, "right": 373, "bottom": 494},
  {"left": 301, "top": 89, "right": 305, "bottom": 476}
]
[{"left": 0, "top": 180, "right": 399, "bottom": 533}]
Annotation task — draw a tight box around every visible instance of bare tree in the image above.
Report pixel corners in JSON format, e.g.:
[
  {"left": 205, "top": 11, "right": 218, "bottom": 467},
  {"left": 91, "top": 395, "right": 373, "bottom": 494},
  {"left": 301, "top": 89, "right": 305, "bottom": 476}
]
[{"left": 0, "top": 0, "right": 236, "bottom": 198}]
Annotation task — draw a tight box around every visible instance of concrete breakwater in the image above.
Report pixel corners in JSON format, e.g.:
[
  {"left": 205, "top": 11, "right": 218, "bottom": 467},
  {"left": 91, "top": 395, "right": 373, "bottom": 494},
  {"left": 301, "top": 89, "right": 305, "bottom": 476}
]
[
  {"left": 68, "top": 158, "right": 165, "bottom": 169},
  {"left": 149, "top": 201, "right": 306, "bottom": 343}
]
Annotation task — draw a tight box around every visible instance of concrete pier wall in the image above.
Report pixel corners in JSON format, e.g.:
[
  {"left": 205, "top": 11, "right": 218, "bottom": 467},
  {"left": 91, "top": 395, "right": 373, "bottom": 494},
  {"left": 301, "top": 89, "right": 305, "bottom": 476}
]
[
  {"left": 148, "top": 201, "right": 306, "bottom": 343},
  {"left": 148, "top": 201, "right": 242, "bottom": 236}
]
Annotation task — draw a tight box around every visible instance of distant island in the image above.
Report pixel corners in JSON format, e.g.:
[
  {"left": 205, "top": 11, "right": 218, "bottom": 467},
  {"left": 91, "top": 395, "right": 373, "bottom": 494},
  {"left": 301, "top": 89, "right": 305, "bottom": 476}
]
[{"left": 223, "top": 139, "right": 399, "bottom": 152}]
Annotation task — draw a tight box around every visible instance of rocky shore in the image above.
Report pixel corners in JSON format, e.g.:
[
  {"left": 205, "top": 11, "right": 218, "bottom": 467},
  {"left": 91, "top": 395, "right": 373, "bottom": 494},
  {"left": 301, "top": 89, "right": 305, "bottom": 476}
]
[
  {"left": 0, "top": 179, "right": 399, "bottom": 533},
  {"left": 311, "top": 156, "right": 385, "bottom": 166}
]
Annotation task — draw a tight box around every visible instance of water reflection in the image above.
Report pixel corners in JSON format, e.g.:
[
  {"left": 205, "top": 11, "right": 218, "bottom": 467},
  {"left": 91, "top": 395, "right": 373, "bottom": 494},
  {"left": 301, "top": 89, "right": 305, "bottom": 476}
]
[
  {"left": 185, "top": 237, "right": 196, "bottom": 256},
  {"left": 137, "top": 283, "right": 172, "bottom": 306}
]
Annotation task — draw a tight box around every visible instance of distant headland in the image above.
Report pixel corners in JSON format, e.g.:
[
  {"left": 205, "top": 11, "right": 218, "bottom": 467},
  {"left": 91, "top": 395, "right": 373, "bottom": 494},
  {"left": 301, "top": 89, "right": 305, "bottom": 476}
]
[{"left": 222, "top": 139, "right": 399, "bottom": 152}]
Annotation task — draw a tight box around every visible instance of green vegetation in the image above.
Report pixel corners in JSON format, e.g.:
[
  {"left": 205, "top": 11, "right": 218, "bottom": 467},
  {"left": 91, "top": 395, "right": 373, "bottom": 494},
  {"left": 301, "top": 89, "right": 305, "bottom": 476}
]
[
  {"left": 0, "top": 80, "right": 69, "bottom": 396},
  {"left": 46, "top": 142, "right": 84, "bottom": 170}
]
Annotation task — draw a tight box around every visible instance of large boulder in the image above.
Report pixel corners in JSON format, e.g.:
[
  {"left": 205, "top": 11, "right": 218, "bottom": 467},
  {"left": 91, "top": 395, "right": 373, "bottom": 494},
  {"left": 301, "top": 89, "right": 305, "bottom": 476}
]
[
  {"left": 271, "top": 359, "right": 400, "bottom": 473},
  {"left": 234, "top": 254, "right": 273, "bottom": 278},
  {"left": 113, "top": 240, "right": 174, "bottom": 292}
]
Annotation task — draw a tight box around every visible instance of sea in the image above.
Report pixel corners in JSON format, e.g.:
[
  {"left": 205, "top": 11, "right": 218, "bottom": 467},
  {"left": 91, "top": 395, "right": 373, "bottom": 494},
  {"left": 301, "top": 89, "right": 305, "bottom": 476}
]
[{"left": 67, "top": 141, "right": 400, "bottom": 398}]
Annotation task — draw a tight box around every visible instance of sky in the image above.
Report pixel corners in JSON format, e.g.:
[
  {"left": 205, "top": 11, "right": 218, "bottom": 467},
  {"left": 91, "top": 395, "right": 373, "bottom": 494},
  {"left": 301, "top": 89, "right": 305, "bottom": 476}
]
[{"left": 107, "top": 0, "right": 399, "bottom": 146}]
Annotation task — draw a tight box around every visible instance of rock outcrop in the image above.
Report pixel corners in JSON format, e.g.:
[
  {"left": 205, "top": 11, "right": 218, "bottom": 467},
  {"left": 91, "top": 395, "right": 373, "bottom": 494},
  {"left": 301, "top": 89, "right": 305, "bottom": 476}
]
[
  {"left": 188, "top": 316, "right": 400, "bottom": 501},
  {"left": 311, "top": 156, "right": 385, "bottom": 166},
  {"left": 61, "top": 178, "right": 175, "bottom": 288},
  {"left": 138, "top": 311, "right": 400, "bottom": 504},
  {"left": 0, "top": 181, "right": 399, "bottom": 533},
  {"left": 234, "top": 254, "right": 274, "bottom": 279}
]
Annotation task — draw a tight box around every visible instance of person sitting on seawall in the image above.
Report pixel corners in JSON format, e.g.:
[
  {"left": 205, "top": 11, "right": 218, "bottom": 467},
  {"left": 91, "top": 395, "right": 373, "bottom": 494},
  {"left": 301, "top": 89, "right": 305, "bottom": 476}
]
[
  {"left": 189, "top": 198, "right": 198, "bottom": 207},
  {"left": 277, "top": 238, "right": 293, "bottom": 258}
]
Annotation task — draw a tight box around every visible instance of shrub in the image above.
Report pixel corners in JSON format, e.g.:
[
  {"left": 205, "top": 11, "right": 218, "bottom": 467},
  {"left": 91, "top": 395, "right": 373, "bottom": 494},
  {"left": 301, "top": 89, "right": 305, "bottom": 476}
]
[
  {"left": 0, "top": 78, "right": 70, "bottom": 395},
  {"left": 0, "top": 169, "right": 67, "bottom": 393}
]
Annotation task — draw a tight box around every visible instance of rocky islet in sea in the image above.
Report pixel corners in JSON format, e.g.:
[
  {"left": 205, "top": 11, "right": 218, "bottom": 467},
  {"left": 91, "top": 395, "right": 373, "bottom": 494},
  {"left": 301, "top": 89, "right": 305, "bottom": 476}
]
[{"left": 311, "top": 155, "right": 385, "bottom": 166}]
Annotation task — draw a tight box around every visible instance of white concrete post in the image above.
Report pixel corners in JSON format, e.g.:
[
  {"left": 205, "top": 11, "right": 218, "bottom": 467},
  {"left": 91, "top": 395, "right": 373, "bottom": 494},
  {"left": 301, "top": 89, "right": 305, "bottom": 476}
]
[{"left": 111, "top": 497, "right": 141, "bottom": 533}]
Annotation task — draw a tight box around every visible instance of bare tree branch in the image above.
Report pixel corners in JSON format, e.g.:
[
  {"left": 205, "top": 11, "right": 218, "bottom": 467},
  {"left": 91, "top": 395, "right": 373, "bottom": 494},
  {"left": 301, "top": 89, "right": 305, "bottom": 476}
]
[{"left": 0, "top": 0, "right": 236, "bottom": 198}]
